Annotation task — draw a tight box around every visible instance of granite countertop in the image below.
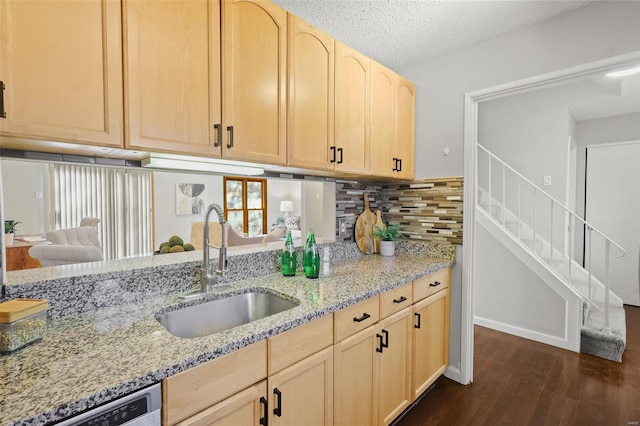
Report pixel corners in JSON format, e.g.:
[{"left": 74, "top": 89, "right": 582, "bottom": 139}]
[{"left": 0, "top": 254, "right": 452, "bottom": 426}]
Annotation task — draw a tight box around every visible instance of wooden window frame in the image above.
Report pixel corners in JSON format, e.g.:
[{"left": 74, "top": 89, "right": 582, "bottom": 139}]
[{"left": 223, "top": 177, "right": 268, "bottom": 235}]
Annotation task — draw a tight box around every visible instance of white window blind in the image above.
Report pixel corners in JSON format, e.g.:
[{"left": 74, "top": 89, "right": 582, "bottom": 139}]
[{"left": 51, "top": 164, "right": 153, "bottom": 260}]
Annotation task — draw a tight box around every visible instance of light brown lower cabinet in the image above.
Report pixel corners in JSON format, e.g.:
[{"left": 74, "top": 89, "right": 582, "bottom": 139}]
[
  {"left": 412, "top": 288, "right": 450, "bottom": 399},
  {"left": 334, "top": 307, "right": 413, "bottom": 426},
  {"left": 268, "top": 346, "right": 334, "bottom": 426},
  {"left": 175, "top": 381, "right": 268, "bottom": 426},
  {"left": 378, "top": 308, "right": 413, "bottom": 426}
]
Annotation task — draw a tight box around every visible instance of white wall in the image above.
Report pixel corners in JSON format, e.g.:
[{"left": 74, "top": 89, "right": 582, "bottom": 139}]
[
  {"left": 0, "top": 159, "right": 48, "bottom": 235},
  {"left": 474, "top": 223, "right": 571, "bottom": 339},
  {"left": 403, "top": 0, "right": 640, "bottom": 179},
  {"left": 153, "top": 171, "right": 223, "bottom": 249},
  {"left": 402, "top": 0, "right": 640, "bottom": 378}
]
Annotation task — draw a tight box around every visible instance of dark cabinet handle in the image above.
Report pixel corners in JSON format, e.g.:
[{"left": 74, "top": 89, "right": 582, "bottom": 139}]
[
  {"left": 397, "top": 158, "right": 402, "bottom": 172},
  {"left": 393, "top": 296, "right": 407, "bottom": 304},
  {"left": 260, "top": 396, "right": 268, "bottom": 426},
  {"left": 382, "top": 329, "right": 389, "bottom": 348},
  {"left": 337, "top": 147, "right": 343, "bottom": 164},
  {"left": 273, "top": 388, "right": 282, "bottom": 417},
  {"left": 226, "top": 125, "right": 234, "bottom": 148},
  {"left": 376, "top": 333, "right": 384, "bottom": 353},
  {"left": 392, "top": 157, "right": 398, "bottom": 172},
  {"left": 0, "top": 81, "right": 6, "bottom": 118},
  {"left": 330, "top": 146, "right": 336, "bottom": 163},
  {"left": 353, "top": 313, "right": 371, "bottom": 323},
  {"left": 414, "top": 312, "right": 421, "bottom": 329},
  {"left": 214, "top": 123, "right": 221, "bottom": 147},
  {"left": 429, "top": 281, "right": 441, "bottom": 287}
]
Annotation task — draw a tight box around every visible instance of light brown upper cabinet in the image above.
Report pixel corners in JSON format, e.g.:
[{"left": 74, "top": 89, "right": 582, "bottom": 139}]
[
  {"left": 370, "top": 61, "right": 395, "bottom": 178},
  {"left": 288, "top": 28, "right": 370, "bottom": 174},
  {"left": 334, "top": 42, "right": 370, "bottom": 175},
  {"left": 370, "top": 61, "right": 416, "bottom": 179},
  {"left": 124, "top": 0, "right": 287, "bottom": 165},
  {"left": 286, "top": 14, "right": 334, "bottom": 171},
  {"left": 394, "top": 75, "right": 416, "bottom": 179},
  {"left": 222, "top": 0, "right": 287, "bottom": 165},
  {"left": 123, "top": 0, "right": 221, "bottom": 156},
  {"left": 0, "top": 0, "right": 123, "bottom": 148}
]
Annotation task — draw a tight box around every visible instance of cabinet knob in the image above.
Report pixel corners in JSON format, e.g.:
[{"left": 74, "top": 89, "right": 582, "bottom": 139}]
[
  {"left": 353, "top": 312, "right": 371, "bottom": 323},
  {"left": 214, "top": 124, "right": 222, "bottom": 147},
  {"left": 226, "top": 125, "right": 234, "bottom": 148},
  {"left": 414, "top": 312, "right": 421, "bottom": 329},
  {"left": 0, "top": 81, "right": 6, "bottom": 118},
  {"left": 260, "top": 396, "right": 268, "bottom": 426},
  {"left": 337, "top": 147, "right": 343, "bottom": 164},
  {"left": 393, "top": 296, "right": 407, "bottom": 304},
  {"left": 429, "top": 281, "right": 441, "bottom": 287},
  {"left": 376, "top": 333, "right": 384, "bottom": 353},
  {"left": 273, "top": 387, "right": 282, "bottom": 417},
  {"left": 330, "top": 146, "right": 336, "bottom": 163}
]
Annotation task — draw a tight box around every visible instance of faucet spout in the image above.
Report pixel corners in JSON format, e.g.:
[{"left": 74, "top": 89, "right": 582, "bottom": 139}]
[{"left": 202, "top": 203, "right": 227, "bottom": 292}]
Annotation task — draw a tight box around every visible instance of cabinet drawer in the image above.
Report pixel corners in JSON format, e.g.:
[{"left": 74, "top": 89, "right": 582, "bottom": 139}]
[
  {"left": 163, "top": 340, "right": 267, "bottom": 425},
  {"left": 334, "top": 296, "right": 380, "bottom": 342},
  {"left": 413, "top": 268, "right": 449, "bottom": 302},
  {"left": 380, "top": 283, "right": 413, "bottom": 319},
  {"left": 268, "top": 314, "right": 333, "bottom": 375}
]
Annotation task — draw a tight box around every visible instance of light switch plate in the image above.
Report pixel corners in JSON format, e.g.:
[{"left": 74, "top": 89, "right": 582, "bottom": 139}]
[{"left": 543, "top": 176, "right": 551, "bottom": 186}]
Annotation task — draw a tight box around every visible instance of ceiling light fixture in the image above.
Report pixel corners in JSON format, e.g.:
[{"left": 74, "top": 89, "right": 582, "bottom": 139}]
[
  {"left": 142, "top": 156, "right": 264, "bottom": 176},
  {"left": 605, "top": 65, "right": 640, "bottom": 78}
]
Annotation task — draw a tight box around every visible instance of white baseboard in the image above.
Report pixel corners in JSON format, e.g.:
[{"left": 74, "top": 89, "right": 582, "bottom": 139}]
[
  {"left": 474, "top": 315, "right": 580, "bottom": 353},
  {"left": 444, "top": 365, "right": 465, "bottom": 384}
]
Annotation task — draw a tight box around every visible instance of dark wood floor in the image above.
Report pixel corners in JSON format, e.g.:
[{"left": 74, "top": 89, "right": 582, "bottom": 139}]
[{"left": 396, "top": 305, "right": 640, "bottom": 426}]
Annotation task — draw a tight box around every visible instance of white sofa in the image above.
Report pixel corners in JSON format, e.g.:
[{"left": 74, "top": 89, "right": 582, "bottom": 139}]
[{"left": 28, "top": 227, "right": 104, "bottom": 267}]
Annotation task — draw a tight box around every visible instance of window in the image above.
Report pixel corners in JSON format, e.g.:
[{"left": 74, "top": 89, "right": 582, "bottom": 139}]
[{"left": 223, "top": 177, "right": 267, "bottom": 236}]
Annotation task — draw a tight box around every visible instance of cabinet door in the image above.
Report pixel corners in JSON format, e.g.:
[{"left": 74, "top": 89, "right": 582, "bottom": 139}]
[
  {"left": 412, "top": 288, "right": 449, "bottom": 400},
  {"left": 123, "top": 0, "right": 220, "bottom": 155},
  {"left": 378, "top": 307, "right": 413, "bottom": 426},
  {"left": 222, "top": 0, "right": 287, "bottom": 165},
  {"left": 334, "top": 325, "right": 379, "bottom": 426},
  {"left": 0, "top": 0, "right": 123, "bottom": 147},
  {"left": 269, "top": 346, "right": 333, "bottom": 426},
  {"left": 394, "top": 76, "right": 415, "bottom": 179},
  {"left": 369, "top": 61, "right": 395, "bottom": 178},
  {"left": 334, "top": 42, "right": 370, "bottom": 174},
  {"left": 176, "top": 381, "right": 268, "bottom": 426},
  {"left": 287, "top": 15, "right": 334, "bottom": 171}
]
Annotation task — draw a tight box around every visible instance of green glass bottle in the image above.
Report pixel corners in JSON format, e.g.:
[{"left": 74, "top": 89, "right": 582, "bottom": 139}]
[
  {"left": 281, "top": 230, "right": 297, "bottom": 277},
  {"left": 303, "top": 229, "right": 320, "bottom": 279}
]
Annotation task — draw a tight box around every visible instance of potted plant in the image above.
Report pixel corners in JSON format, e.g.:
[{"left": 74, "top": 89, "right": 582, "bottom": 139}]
[
  {"left": 373, "top": 223, "right": 401, "bottom": 256},
  {"left": 4, "top": 221, "right": 20, "bottom": 247}
]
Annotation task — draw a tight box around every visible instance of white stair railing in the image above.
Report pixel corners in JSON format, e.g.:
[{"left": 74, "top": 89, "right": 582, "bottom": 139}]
[{"left": 477, "top": 144, "right": 625, "bottom": 332}]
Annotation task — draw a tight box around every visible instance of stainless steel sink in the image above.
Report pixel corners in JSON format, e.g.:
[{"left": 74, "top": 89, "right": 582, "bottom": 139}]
[{"left": 157, "top": 291, "right": 299, "bottom": 338}]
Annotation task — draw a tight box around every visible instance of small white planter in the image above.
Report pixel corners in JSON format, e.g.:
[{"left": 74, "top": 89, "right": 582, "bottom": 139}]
[
  {"left": 4, "top": 233, "right": 14, "bottom": 247},
  {"left": 379, "top": 240, "right": 395, "bottom": 256}
]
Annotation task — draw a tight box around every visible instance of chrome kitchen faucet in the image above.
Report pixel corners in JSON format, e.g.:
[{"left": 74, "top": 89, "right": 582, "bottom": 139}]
[
  {"left": 181, "top": 203, "right": 227, "bottom": 299},
  {"left": 201, "top": 203, "right": 227, "bottom": 291}
]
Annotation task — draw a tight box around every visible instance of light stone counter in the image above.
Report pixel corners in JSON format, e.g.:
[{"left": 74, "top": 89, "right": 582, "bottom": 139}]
[{"left": 0, "top": 246, "right": 453, "bottom": 425}]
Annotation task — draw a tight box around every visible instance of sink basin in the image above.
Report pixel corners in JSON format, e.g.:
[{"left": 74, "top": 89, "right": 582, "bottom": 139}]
[{"left": 157, "top": 291, "right": 299, "bottom": 338}]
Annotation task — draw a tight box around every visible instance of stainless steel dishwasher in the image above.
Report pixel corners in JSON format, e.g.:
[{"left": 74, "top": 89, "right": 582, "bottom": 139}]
[{"left": 55, "top": 383, "right": 161, "bottom": 426}]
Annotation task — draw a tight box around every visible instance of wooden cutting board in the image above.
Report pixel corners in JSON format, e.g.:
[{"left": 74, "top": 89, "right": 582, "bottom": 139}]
[
  {"left": 355, "top": 194, "right": 376, "bottom": 254},
  {"left": 373, "top": 210, "right": 385, "bottom": 254}
]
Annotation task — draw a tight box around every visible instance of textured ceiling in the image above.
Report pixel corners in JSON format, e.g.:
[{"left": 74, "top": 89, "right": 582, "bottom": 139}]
[{"left": 272, "top": 0, "right": 594, "bottom": 71}]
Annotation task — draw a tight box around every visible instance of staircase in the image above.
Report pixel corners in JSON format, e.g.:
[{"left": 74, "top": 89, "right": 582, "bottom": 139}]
[{"left": 476, "top": 144, "right": 626, "bottom": 362}]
